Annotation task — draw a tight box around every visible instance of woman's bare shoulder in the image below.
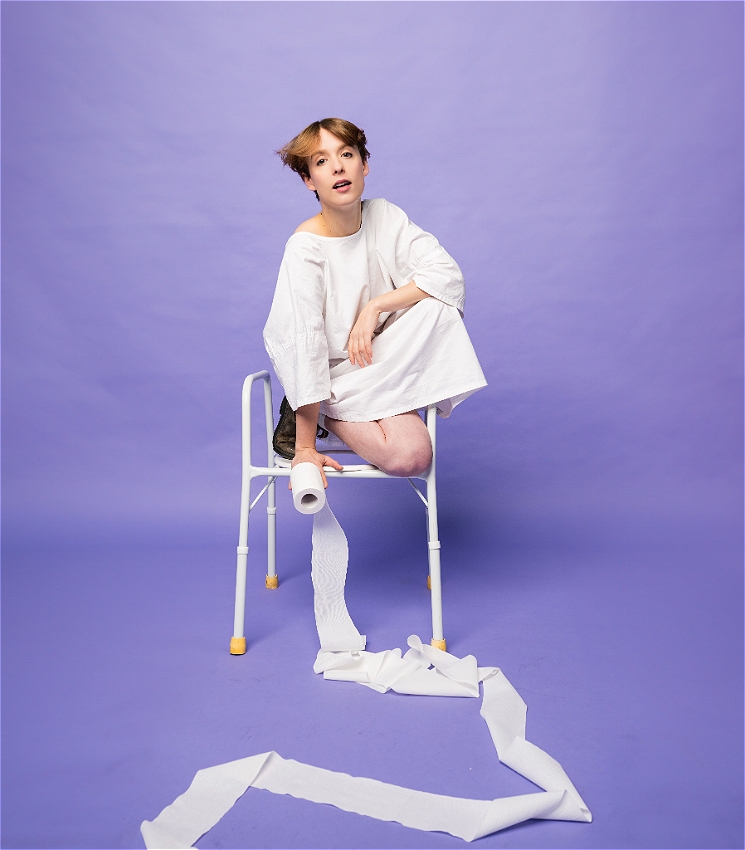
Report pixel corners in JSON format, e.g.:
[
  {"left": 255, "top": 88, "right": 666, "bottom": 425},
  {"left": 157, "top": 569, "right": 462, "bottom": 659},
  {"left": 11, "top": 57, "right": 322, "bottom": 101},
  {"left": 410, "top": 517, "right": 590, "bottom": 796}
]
[{"left": 294, "top": 213, "right": 325, "bottom": 236}]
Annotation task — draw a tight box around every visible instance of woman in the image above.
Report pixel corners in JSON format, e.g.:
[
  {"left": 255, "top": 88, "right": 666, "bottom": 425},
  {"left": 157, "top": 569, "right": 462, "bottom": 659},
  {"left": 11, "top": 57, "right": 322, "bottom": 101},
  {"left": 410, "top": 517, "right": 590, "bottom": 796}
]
[{"left": 264, "top": 118, "right": 486, "bottom": 486}]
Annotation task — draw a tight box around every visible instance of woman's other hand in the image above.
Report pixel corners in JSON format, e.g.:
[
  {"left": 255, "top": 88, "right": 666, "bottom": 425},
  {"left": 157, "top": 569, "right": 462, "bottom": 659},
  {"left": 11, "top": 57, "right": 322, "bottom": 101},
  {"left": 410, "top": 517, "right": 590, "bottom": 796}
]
[
  {"left": 347, "top": 302, "right": 380, "bottom": 367},
  {"left": 291, "top": 446, "right": 343, "bottom": 488}
]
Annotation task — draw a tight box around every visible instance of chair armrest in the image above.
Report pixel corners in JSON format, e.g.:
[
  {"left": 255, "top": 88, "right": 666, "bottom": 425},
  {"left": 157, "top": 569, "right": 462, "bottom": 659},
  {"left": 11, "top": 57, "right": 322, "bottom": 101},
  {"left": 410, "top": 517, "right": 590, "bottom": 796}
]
[{"left": 241, "top": 371, "right": 275, "bottom": 472}]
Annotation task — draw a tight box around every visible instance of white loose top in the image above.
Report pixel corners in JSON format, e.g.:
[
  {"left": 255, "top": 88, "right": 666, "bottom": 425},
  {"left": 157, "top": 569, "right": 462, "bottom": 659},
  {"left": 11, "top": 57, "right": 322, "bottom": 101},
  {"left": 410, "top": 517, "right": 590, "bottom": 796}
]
[{"left": 263, "top": 198, "right": 486, "bottom": 422}]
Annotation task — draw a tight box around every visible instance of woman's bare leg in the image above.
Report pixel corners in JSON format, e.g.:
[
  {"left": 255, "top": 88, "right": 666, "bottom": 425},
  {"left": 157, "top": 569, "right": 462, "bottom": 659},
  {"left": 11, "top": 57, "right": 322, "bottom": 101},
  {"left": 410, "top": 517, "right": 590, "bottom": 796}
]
[{"left": 324, "top": 411, "right": 432, "bottom": 477}]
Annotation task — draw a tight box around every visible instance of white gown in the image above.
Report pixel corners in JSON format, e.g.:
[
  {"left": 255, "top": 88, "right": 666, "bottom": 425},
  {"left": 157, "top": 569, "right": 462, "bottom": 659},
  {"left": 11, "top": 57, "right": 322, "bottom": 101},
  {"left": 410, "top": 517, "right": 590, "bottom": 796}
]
[{"left": 263, "top": 198, "right": 486, "bottom": 422}]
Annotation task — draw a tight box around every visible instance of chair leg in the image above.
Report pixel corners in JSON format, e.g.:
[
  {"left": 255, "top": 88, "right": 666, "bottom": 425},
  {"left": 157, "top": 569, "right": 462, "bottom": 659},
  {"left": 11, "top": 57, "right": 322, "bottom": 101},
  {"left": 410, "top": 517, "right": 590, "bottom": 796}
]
[
  {"left": 231, "top": 546, "right": 249, "bottom": 655},
  {"left": 231, "top": 471, "right": 251, "bottom": 654},
  {"left": 427, "top": 542, "right": 446, "bottom": 651},
  {"left": 426, "top": 480, "right": 446, "bottom": 652},
  {"left": 266, "top": 477, "right": 278, "bottom": 589},
  {"left": 426, "top": 508, "right": 431, "bottom": 590},
  {"left": 423, "top": 406, "right": 445, "bottom": 650}
]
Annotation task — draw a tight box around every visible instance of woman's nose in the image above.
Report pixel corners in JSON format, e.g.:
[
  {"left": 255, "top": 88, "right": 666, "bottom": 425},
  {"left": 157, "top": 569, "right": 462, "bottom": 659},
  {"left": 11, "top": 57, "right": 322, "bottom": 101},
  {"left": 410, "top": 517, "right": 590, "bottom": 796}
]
[{"left": 333, "top": 160, "right": 344, "bottom": 173}]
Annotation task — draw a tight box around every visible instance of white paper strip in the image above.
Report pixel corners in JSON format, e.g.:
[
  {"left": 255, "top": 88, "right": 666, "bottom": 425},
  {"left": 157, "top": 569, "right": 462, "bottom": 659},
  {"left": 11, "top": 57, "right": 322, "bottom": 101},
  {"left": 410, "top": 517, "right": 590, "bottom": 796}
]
[
  {"left": 311, "top": 503, "right": 366, "bottom": 651},
  {"left": 142, "top": 749, "right": 577, "bottom": 850},
  {"left": 141, "top": 488, "right": 591, "bottom": 847}
]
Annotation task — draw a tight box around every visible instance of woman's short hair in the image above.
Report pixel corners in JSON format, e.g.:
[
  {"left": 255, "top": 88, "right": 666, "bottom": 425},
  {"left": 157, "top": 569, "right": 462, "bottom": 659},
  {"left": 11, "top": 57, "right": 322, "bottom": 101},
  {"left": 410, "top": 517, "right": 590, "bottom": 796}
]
[{"left": 277, "top": 118, "right": 370, "bottom": 183}]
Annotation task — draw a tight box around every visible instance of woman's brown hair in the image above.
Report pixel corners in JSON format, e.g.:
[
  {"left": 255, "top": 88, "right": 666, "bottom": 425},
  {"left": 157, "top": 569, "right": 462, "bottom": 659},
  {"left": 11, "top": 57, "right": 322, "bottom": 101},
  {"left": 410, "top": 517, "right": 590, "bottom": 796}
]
[{"left": 277, "top": 118, "right": 370, "bottom": 183}]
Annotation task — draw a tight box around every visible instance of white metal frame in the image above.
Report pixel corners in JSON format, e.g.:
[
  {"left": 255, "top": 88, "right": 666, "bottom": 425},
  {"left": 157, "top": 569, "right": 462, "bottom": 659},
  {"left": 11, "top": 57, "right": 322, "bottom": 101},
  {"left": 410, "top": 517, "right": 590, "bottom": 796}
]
[{"left": 230, "top": 370, "right": 445, "bottom": 655}]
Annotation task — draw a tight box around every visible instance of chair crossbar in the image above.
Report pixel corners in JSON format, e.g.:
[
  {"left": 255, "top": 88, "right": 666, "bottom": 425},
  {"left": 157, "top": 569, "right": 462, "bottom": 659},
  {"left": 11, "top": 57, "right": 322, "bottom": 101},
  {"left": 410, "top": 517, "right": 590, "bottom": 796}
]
[
  {"left": 407, "top": 477, "right": 429, "bottom": 508},
  {"left": 249, "top": 478, "right": 277, "bottom": 513}
]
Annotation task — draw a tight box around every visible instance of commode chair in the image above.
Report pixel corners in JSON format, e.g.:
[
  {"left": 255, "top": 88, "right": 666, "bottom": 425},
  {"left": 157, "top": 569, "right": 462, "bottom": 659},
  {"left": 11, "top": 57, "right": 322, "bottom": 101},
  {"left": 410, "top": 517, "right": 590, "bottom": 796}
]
[{"left": 230, "top": 371, "right": 447, "bottom": 655}]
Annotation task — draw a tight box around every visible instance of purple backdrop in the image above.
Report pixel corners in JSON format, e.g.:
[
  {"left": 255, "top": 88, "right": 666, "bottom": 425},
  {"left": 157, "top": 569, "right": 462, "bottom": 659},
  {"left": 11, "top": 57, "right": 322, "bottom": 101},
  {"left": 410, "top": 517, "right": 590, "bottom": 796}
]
[{"left": 2, "top": 2, "right": 742, "bottom": 849}]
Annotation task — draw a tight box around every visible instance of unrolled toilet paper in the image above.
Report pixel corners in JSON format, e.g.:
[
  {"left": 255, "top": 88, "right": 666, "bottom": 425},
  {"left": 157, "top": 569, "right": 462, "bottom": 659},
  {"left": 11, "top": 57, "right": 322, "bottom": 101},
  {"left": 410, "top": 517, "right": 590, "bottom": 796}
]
[
  {"left": 141, "top": 481, "right": 592, "bottom": 847},
  {"left": 311, "top": 503, "right": 366, "bottom": 651}
]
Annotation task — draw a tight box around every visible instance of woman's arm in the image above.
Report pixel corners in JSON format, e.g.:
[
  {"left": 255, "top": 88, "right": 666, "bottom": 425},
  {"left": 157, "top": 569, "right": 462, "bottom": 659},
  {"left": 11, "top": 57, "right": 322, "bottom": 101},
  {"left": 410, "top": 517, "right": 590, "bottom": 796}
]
[
  {"left": 292, "top": 401, "right": 343, "bottom": 486},
  {"left": 264, "top": 238, "right": 331, "bottom": 412},
  {"left": 347, "top": 281, "right": 430, "bottom": 368}
]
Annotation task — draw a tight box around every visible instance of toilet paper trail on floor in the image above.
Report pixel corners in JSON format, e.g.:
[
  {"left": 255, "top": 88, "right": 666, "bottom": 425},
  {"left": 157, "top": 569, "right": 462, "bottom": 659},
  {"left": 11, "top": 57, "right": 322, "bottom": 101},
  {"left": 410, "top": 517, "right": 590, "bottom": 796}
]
[{"left": 141, "top": 464, "right": 591, "bottom": 847}]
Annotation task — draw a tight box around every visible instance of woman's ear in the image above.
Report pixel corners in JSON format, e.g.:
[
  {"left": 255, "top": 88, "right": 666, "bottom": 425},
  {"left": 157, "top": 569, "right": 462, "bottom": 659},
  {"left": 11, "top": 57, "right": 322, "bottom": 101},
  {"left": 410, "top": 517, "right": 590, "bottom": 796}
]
[
  {"left": 303, "top": 174, "right": 317, "bottom": 193},
  {"left": 363, "top": 160, "right": 369, "bottom": 177}
]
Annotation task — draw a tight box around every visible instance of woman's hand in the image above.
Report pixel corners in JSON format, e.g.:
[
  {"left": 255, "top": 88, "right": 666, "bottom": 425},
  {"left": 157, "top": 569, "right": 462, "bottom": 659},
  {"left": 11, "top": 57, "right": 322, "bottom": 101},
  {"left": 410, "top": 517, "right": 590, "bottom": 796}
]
[
  {"left": 347, "top": 302, "right": 380, "bottom": 367},
  {"left": 291, "top": 446, "right": 343, "bottom": 488},
  {"left": 348, "top": 284, "right": 432, "bottom": 368},
  {"left": 291, "top": 403, "right": 342, "bottom": 488}
]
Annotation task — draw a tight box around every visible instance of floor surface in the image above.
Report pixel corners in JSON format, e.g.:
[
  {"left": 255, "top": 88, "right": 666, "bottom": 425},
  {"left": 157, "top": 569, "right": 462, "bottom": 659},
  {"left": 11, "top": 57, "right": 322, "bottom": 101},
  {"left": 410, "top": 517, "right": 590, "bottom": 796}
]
[{"left": 2, "top": 481, "right": 743, "bottom": 849}]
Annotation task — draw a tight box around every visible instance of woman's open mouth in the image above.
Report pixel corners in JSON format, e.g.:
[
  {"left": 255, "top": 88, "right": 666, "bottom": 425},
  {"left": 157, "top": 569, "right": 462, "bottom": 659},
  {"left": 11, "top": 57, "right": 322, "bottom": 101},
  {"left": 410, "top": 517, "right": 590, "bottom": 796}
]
[{"left": 333, "top": 181, "right": 352, "bottom": 190}]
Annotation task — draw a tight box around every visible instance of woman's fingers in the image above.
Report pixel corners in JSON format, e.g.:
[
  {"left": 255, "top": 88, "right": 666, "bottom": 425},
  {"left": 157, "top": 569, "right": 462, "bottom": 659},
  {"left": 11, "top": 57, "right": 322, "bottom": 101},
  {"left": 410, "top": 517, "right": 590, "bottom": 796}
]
[
  {"left": 291, "top": 448, "right": 344, "bottom": 489},
  {"left": 349, "top": 333, "right": 360, "bottom": 367},
  {"left": 363, "top": 330, "right": 373, "bottom": 364},
  {"left": 315, "top": 456, "right": 343, "bottom": 488},
  {"left": 348, "top": 313, "right": 375, "bottom": 367},
  {"left": 323, "top": 455, "right": 344, "bottom": 471},
  {"left": 349, "top": 333, "right": 372, "bottom": 367},
  {"left": 320, "top": 455, "right": 343, "bottom": 488}
]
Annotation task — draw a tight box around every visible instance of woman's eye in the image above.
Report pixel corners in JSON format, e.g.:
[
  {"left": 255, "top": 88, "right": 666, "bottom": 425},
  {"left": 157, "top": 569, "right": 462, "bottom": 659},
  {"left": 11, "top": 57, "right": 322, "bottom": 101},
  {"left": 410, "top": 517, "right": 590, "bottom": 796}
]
[
  {"left": 342, "top": 151, "right": 353, "bottom": 158},
  {"left": 316, "top": 158, "right": 326, "bottom": 166}
]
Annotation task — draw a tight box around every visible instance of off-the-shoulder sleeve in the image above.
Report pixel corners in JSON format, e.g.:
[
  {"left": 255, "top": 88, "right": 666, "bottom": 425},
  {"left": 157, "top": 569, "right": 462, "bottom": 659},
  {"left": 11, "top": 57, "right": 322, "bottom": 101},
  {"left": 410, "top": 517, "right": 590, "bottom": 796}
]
[
  {"left": 263, "top": 236, "right": 330, "bottom": 411},
  {"left": 375, "top": 199, "right": 466, "bottom": 314}
]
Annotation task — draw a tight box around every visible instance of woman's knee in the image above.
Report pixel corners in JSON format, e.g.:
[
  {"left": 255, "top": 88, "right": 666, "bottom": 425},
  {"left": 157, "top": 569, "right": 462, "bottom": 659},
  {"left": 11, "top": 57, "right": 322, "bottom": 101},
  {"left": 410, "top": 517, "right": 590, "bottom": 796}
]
[{"left": 380, "top": 437, "right": 432, "bottom": 477}]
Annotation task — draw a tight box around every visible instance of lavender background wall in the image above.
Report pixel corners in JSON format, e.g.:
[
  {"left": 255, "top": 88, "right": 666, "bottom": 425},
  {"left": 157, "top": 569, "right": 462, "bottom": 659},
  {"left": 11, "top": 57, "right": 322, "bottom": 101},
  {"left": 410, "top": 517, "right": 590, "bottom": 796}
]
[
  {"left": 2, "top": 2, "right": 742, "bottom": 849},
  {"left": 4, "top": 0, "right": 740, "bottom": 543}
]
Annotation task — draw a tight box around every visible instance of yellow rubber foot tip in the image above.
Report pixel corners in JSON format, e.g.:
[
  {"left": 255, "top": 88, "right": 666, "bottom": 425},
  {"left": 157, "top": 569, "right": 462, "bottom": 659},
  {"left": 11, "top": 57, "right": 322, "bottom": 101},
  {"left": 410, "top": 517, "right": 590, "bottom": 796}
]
[
  {"left": 230, "top": 637, "right": 247, "bottom": 655},
  {"left": 430, "top": 638, "right": 447, "bottom": 651},
  {"left": 265, "top": 575, "right": 279, "bottom": 589},
  {"left": 427, "top": 575, "right": 431, "bottom": 590}
]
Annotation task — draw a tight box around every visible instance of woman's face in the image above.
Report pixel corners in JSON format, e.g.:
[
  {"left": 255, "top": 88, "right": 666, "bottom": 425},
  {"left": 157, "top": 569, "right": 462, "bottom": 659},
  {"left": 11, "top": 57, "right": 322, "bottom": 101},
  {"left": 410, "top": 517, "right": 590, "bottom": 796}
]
[{"left": 303, "top": 128, "right": 369, "bottom": 208}]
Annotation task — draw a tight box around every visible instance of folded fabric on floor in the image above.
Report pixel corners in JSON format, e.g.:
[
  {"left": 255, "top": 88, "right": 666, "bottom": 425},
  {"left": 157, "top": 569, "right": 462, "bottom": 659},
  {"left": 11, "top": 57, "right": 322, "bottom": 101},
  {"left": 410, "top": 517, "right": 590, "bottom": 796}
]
[{"left": 140, "top": 475, "right": 591, "bottom": 848}]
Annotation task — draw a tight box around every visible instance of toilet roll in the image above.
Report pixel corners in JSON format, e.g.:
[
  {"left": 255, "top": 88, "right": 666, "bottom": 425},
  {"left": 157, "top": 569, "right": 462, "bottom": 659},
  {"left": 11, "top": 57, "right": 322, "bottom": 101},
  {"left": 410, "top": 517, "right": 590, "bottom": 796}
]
[
  {"left": 290, "top": 462, "right": 326, "bottom": 514},
  {"left": 141, "top": 487, "right": 591, "bottom": 847}
]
